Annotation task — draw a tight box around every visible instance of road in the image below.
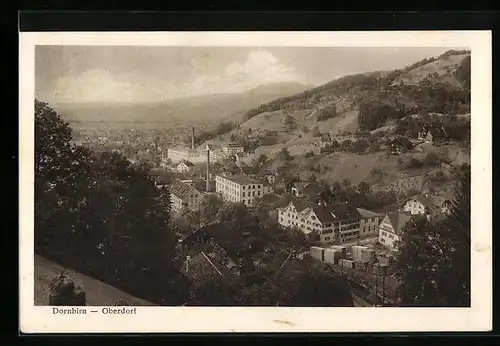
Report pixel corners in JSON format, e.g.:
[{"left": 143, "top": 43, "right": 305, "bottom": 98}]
[{"left": 34, "top": 255, "right": 155, "bottom": 306}]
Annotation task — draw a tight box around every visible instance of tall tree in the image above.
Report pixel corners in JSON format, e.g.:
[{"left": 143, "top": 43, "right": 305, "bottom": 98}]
[
  {"left": 34, "top": 100, "right": 188, "bottom": 305},
  {"left": 394, "top": 167, "right": 470, "bottom": 306}
]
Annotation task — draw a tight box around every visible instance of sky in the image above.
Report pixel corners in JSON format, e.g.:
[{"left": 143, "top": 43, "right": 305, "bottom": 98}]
[{"left": 35, "top": 46, "right": 453, "bottom": 104}]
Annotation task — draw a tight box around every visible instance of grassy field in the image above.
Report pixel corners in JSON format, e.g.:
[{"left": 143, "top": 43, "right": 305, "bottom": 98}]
[{"left": 34, "top": 255, "right": 154, "bottom": 306}]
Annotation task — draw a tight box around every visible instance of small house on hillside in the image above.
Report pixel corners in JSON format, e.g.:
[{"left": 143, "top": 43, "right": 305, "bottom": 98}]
[
  {"left": 290, "top": 181, "right": 323, "bottom": 199},
  {"left": 176, "top": 161, "right": 195, "bottom": 173},
  {"left": 402, "top": 192, "right": 452, "bottom": 219},
  {"left": 418, "top": 126, "right": 433, "bottom": 144}
]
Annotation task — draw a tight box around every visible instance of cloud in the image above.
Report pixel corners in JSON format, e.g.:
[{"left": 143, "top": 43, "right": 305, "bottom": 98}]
[
  {"left": 51, "top": 50, "right": 301, "bottom": 103},
  {"left": 55, "top": 68, "right": 154, "bottom": 103},
  {"left": 185, "top": 50, "right": 301, "bottom": 96}
]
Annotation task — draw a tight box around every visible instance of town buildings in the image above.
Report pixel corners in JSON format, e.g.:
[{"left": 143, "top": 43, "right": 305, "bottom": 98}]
[
  {"left": 356, "top": 208, "right": 384, "bottom": 237},
  {"left": 222, "top": 143, "right": 244, "bottom": 156},
  {"left": 169, "top": 179, "right": 203, "bottom": 213},
  {"left": 402, "top": 192, "right": 452, "bottom": 219},
  {"left": 167, "top": 147, "right": 207, "bottom": 164},
  {"left": 277, "top": 200, "right": 374, "bottom": 245},
  {"left": 176, "top": 161, "right": 194, "bottom": 173},
  {"left": 215, "top": 175, "right": 264, "bottom": 206},
  {"left": 290, "top": 181, "right": 323, "bottom": 199},
  {"left": 378, "top": 212, "right": 413, "bottom": 250}
]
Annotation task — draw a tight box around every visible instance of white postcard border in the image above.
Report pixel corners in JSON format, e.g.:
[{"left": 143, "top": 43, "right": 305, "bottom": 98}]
[{"left": 19, "top": 31, "right": 492, "bottom": 333}]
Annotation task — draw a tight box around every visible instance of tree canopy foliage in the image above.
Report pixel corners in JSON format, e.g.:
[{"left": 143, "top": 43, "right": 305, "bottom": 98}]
[
  {"left": 394, "top": 166, "right": 470, "bottom": 306},
  {"left": 35, "top": 100, "right": 189, "bottom": 305}
]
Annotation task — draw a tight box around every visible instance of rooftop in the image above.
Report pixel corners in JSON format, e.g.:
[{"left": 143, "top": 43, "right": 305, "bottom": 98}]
[
  {"left": 169, "top": 179, "right": 201, "bottom": 199},
  {"left": 385, "top": 212, "right": 413, "bottom": 235},
  {"left": 356, "top": 208, "right": 384, "bottom": 219},
  {"left": 217, "top": 174, "right": 262, "bottom": 186}
]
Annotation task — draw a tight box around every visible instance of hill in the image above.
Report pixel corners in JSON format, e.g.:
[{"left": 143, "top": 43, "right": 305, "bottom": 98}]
[
  {"left": 54, "top": 81, "right": 313, "bottom": 130},
  {"left": 210, "top": 50, "right": 470, "bottom": 198}
]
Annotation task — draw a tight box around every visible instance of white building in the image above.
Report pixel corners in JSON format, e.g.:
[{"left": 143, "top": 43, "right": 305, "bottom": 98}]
[
  {"left": 356, "top": 208, "right": 384, "bottom": 237},
  {"left": 378, "top": 212, "right": 413, "bottom": 250},
  {"left": 176, "top": 161, "right": 194, "bottom": 173},
  {"left": 215, "top": 175, "right": 264, "bottom": 207},
  {"left": 169, "top": 179, "right": 203, "bottom": 213},
  {"left": 277, "top": 200, "right": 363, "bottom": 244},
  {"left": 402, "top": 193, "right": 452, "bottom": 219},
  {"left": 222, "top": 143, "right": 244, "bottom": 156},
  {"left": 167, "top": 147, "right": 207, "bottom": 164}
]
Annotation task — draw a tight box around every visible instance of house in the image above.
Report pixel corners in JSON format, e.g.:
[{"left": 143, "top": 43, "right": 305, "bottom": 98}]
[
  {"left": 263, "top": 184, "right": 274, "bottom": 195},
  {"left": 290, "top": 181, "right": 323, "bottom": 199},
  {"left": 402, "top": 192, "right": 452, "bottom": 219},
  {"left": 169, "top": 179, "right": 203, "bottom": 213},
  {"left": 378, "top": 212, "right": 413, "bottom": 250},
  {"left": 222, "top": 143, "right": 245, "bottom": 156},
  {"left": 215, "top": 174, "right": 264, "bottom": 206},
  {"left": 356, "top": 208, "right": 384, "bottom": 237},
  {"left": 176, "top": 161, "right": 194, "bottom": 173},
  {"left": 277, "top": 200, "right": 362, "bottom": 245},
  {"left": 147, "top": 169, "right": 172, "bottom": 188},
  {"left": 418, "top": 126, "right": 433, "bottom": 143}
]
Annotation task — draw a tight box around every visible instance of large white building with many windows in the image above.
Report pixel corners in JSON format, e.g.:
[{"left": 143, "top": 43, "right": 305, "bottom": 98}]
[
  {"left": 215, "top": 175, "right": 263, "bottom": 206},
  {"left": 277, "top": 200, "right": 367, "bottom": 244}
]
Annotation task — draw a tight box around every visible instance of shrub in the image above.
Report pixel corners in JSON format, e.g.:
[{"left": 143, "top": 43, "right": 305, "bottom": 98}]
[
  {"left": 406, "top": 157, "right": 424, "bottom": 169},
  {"left": 304, "top": 151, "right": 315, "bottom": 158},
  {"left": 423, "top": 151, "right": 441, "bottom": 167}
]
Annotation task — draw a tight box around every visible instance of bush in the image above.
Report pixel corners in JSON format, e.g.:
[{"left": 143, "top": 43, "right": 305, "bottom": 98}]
[
  {"left": 423, "top": 151, "right": 441, "bottom": 167},
  {"left": 316, "top": 104, "right": 337, "bottom": 121},
  {"left": 304, "top": 151, "right": 315, "bottom": 158},
  {"left": 406, "top": 157, "right": 424, "bottom": 169}
]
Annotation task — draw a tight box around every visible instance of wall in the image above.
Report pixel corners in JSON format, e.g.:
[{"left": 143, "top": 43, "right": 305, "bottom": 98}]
[
  {"left": 403, "top": 199, "right": 425, "bottom": 215},
  {"left": 378, "top": 218, "right": 399, "bottom": 249},
  {"left": 359, "top": 216, "right": 381, "bottom": 237}
]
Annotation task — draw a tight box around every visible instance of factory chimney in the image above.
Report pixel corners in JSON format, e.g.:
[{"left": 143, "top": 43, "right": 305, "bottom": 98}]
[
  {"left": 206, "top": 145, "right": 211, "bottom": 192},
  {"left": 191, "top": 127, "right": 195, "bottom": 149}
]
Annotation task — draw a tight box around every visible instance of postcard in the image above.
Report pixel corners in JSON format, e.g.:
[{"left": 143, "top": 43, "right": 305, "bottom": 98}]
[{"left": 19, "top": 30, "right": 492, "bottom": 333}]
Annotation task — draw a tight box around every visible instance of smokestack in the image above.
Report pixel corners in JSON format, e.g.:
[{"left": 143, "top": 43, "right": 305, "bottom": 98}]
[
  {"left": 191, "top": 127, "right": 195, "bottom": 149},
  {"left": 206, "top": 145, "right": 210, "bottom": 192}
]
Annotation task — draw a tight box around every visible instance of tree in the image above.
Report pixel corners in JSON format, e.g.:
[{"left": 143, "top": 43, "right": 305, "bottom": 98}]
[
  {"left": 394, "top": 167, "right": 470, "bottom": 306},
  {"left": 35, "top": 100, "right": 189, "bottom": 306},
  {"left": 200, "top": 194, "right": 224, "bottom": 223},
  {"left": 311, "top": 126, "right": 321, "bottom": 137}
]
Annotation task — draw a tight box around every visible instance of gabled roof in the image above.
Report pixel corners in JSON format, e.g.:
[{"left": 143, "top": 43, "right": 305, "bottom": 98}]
[
  {"left": 292, "top": 181, "right": 310, "bottom": 190},
  {"left": 178, "top": 161, "right": 194, "bottom": 167},
  {"left": 284, "top": 198, "right": 315, "bottom": 213},
  {"left": 406, "top": 194, "right": 450, "bottom": 212},
  {"left": 385, "top": 212, "right": 413, "bottom": 235},
  {"left": 169, "top": 179, "right": 201, "bottom": 200},
  {"left": 356, "top": 208, "right": 384, "bottom": 219}
]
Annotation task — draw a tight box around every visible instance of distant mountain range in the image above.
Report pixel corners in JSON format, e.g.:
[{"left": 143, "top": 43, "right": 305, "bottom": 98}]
[{"left": 52, "top": 81, "right": 314, "bottom": 128}]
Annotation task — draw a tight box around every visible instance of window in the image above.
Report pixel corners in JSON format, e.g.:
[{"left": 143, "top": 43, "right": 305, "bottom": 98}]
[
  {"left": 252, "top": 191, "right": 255, "bottom": 196},
  {"left": 242, "top": 192, "right": 245, "bottom": 197},
  {"left": 258, "top": 191, "right": 261, "bottom": 196}
]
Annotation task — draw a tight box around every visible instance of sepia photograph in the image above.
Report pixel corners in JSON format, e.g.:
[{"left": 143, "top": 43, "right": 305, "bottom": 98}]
[{"left": 20, "top": 31, "right": 491, "bottom": 333}]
